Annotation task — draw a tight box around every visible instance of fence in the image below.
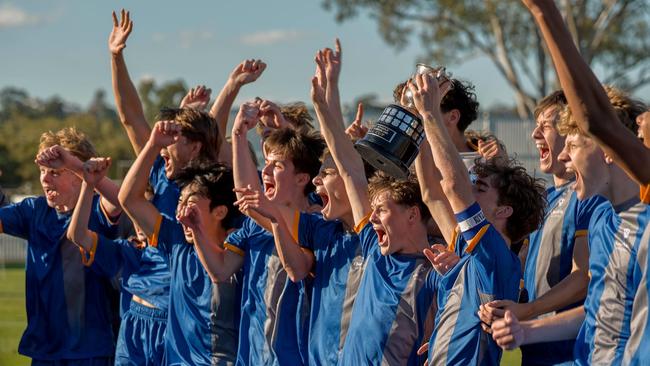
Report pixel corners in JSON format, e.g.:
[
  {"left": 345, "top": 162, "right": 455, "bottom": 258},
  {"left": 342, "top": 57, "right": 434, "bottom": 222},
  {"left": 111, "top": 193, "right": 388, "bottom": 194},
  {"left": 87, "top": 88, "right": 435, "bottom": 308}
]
[{"left": 0, "top": 234, "right": 26, "bottom": 265}]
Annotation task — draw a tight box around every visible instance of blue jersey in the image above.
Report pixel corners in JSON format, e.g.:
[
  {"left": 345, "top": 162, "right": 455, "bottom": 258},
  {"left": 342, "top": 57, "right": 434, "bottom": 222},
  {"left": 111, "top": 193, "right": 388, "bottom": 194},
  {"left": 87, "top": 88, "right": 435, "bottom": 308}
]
[
  {"left": 522, "top": 183, "right": 604, "bottom": 365},
  {"left": 86, "top": 232, "right": 144, "bottom": 315},
  {"left": 574, "top": 198, "right": 650, "bottom": 365},
  {"left": 624, "top": 185, "right": 650, "bottom": 365},
  {"left": 114, "top": 155, "right": 175, "bottom": 312},
  {"left": 428, "top": 203, "right": 521, "bottom": 366},
  {"left": 224, "top": 216, "right": 308, "bottom": 366},
  {"left": 150, "top": 214, "right": 240, "bottom": 366},
  {"left": 0, "top": 196, "right": 117, "bottom": 360},
  {"left": 296, "top": 212, "right": 363, "bottom": 366},
  {"left": 339, "top": 217, "right": 437, "bottom": 366}
]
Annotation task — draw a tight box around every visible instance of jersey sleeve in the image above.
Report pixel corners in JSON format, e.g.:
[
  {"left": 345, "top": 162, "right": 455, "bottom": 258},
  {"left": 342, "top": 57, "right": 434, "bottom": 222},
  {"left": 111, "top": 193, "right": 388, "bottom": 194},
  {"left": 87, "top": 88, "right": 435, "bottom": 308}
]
[
  {"left": 88, "top": 195, "right": 121, "bottom": 239},
  {"left": 353, "top": 214, "right": 377, "bottom": 258},
  {"left": 0, "top": 197, "right": 36, "bottom": 239},
  {"left": 224, "top": 216, "right": 253, "bottom": 257},
  {"left": 575, "top": 194, "right": 608, "bottom": 235},
  {"left": 297, "top": 212, "right": 332, "bottom": 252},
  {"left": 148, "top": 213, "right": 184, "bottom": 258},
  {"left": 83, "top": 233, "right": 138, "bottom": 278}
]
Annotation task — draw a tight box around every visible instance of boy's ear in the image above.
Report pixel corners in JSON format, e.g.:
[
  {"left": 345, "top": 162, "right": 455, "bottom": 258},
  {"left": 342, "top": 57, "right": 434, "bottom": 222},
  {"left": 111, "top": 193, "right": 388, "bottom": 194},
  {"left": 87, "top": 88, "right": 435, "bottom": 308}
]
[
  {"left": 295, "top": 172, "right": 311, "bottom": 188},
  {"left": 211, "top": 205, "right": 228, "bottom": 221},
  {"left": 495, "top": 205, "right": 513, "bottom": 220}
]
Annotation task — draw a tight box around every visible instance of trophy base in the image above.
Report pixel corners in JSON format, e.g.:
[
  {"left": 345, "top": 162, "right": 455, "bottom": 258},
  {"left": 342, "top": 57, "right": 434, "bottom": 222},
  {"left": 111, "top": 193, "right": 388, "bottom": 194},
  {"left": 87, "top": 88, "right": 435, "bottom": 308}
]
[{"left": 354, "top": 139, "right": 411, "bottom": 179}]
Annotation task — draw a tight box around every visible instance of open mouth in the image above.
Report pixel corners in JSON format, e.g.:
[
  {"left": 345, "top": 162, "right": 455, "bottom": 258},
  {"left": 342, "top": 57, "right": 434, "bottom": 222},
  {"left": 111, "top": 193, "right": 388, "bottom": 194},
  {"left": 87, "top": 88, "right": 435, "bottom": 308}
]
[
  {"left": 536, "top": 142, "right": 550, "bottom": 161},
  {"left": 319, "top": 191, "right": 330, "bottom": 209},
  {"left": 374, "top": 226, "right": 387, "bottom": 246},
  {"left": 264, "top": 181, "right": 276, "bottom": 197},
  {"left": 44, "top": 187, "right": 58, "bottom": 200}
]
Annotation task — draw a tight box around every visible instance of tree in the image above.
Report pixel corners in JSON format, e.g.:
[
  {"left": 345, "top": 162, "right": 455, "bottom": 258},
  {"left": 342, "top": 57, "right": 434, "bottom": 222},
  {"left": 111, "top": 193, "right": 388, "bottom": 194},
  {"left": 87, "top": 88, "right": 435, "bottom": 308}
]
[
  {"left": 322, "top": 0, "right": 650, "bottom": 117},
  {"left": 137, "top": 79, "right": 187, "bottom": 123}
]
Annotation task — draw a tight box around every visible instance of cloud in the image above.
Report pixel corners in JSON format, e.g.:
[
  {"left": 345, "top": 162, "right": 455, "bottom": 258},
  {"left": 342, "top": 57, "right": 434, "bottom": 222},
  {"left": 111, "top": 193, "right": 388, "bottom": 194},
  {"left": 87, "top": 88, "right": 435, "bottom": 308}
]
[
  {"left": 179, "top": 29, "right": 214, "bottom": 49},
  {"left": 0, "top": 3, "right": 41, "bottom": 28},
  {"left": 240, "top": 29, "right": 306, "bottom": 46}
]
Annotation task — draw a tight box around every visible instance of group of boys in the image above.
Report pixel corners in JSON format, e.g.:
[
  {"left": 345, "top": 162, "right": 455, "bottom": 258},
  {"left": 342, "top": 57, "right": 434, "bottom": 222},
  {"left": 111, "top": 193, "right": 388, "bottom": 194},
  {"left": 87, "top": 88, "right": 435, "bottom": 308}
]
[{"left": 1, "top": 1, "right": 650, "bottom": 365}]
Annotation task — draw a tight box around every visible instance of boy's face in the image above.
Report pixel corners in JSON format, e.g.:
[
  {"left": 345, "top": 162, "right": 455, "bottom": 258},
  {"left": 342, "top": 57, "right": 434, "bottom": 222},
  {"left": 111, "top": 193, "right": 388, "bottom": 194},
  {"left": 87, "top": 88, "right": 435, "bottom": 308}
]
[
  {"left": 261, "top": 149, "right": 306, "bottom": 205},
  {"left": 312, "top": 156, "right": 351, "bottom": 221},
  {"left": 531, "top": 106, "right": 568, "bottom": 176},
  {"left": 177, "top": 186, "right": 215, "bottom": 244},
  {"left": 161, "top": 135, "right": 199, "bottom": 179},
  {"left": 39, "top": 162, "right": 82, "bottom": 211},
  {"left": 637, "top": 110, "right": 650, "bottom": 148},
  {"left": 369, "top": 190, "right": 416, "bottom": 256},
  {"left": 471, "top": 174, "right": 502, "bottom": 224},
  {"left": 558, "top": 133, "right": 607, "bottom": 200}
]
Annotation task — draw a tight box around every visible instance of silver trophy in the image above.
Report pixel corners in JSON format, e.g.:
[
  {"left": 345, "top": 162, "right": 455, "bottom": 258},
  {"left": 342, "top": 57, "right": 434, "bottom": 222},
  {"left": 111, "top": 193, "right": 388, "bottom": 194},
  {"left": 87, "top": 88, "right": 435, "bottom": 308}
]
[{"left": 354, "top": 64, "right": 453, "bottom": 178}]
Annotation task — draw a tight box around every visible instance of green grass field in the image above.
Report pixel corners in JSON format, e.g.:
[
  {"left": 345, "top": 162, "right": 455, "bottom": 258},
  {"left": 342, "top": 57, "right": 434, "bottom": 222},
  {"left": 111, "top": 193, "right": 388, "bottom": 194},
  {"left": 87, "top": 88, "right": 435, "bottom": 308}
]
[{"left": 0, "top": 266, "right": 520, "bottom": 365}]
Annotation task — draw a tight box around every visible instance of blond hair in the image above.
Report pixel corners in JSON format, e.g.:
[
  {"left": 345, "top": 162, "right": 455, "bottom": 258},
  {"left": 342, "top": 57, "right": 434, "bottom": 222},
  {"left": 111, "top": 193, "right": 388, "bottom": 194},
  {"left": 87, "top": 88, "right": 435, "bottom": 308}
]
[
  {"left": 558, "top": 86, "right": 646, "bottom": 136},
  {"left": 39, "top": 127, "right": 97, "bottom": 161}
]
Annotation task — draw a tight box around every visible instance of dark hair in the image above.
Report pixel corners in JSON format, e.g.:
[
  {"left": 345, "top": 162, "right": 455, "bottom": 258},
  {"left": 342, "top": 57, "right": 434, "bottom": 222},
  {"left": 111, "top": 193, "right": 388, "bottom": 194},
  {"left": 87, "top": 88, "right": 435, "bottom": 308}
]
[
  {"left": 534, "top": 90, "right": 567, "bottom": 121},
  {"left": 159, "top": 108, "right": 220, "bottom": 162},
  {"left": 173, "top": 161, "right": 241, "bottom": 230},
  {"left": 473, "top": 158, "right": 546, "bottom": 243},
  {"left": 392, "top": 79, "right": 479, "bottom": 132},
  {"left": 368, "top": 171, "right": 431, "bottom": 224},
  {"left": 264, "top": 128, "right": 326, "bottom": 195}
]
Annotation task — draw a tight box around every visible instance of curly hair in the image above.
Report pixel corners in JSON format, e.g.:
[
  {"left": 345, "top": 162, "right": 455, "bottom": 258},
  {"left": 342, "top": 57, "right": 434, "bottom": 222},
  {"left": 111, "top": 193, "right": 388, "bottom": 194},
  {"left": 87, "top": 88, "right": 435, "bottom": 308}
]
[
  {"left": 159, "top": 108, "right": 219, "bottom": 163},
  {"left": 39, "top": 127, "right": 97, "bottom": 161},
  {"left": 473, "top": 159, "right": 547, "bottom": 243},
  {"left": 392, "top": 78, "right": 479, "bottom": 132},
  {"left": 263, "top": 128, "right": 326, "bottom": 195},
  {"left": 173, "top": 161, "right": 242, "bottom": 230},
  {"left": 368, "top": 171, "right": 431, "bottom": 224},
  {"left": 280, "top": 102, "right": 315, "bottom": 131},
  {"left": 558, "top": 85, "right": 647, "bottom": 136}
]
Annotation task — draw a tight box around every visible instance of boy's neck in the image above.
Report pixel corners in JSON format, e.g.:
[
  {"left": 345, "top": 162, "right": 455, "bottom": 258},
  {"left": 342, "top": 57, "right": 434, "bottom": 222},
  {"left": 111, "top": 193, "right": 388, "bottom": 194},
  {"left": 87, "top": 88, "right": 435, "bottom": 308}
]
[{"left": 601, "top": 166, "right": 639, "bottom": 206}]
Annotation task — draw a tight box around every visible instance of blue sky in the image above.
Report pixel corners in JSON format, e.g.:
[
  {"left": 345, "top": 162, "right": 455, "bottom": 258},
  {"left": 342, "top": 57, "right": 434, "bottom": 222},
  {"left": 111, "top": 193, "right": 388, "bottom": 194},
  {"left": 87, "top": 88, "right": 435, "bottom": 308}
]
[{"left": 1, "top": 0, "right": 648, "bottom": 111}]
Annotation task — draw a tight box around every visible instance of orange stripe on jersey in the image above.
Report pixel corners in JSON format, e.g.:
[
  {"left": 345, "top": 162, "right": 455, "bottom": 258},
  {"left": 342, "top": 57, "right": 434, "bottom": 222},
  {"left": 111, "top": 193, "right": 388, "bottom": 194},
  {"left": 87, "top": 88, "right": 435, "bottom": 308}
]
[
  {"left": 0, "top": 219, "right": 3, "bottom": 234},
  {"left": 148, "top": 214, "right": 163, "bottom": 248},
  {"left": 448, "top": 227, "right": 460, "bottom": 252},
  {"left": 291, "top": 210, "right": 300, "bottom": 242},
  {"left": 641, "top": 184, "right": 650, "bottom": 204},
  {"left": 80, "top": 232, "right": 98, "bottom": 267},
  {"left": 354, "top": 213, "right": 371, "bottom": 234},
  {"left": 464, "top": 224, "right": 491, "bottom": 254},
  {"left": 575, "top": 230, "right": 588, "bottom": 238},
  {"left": 224, "top": 243, "right": 245, "bottom": 257}
]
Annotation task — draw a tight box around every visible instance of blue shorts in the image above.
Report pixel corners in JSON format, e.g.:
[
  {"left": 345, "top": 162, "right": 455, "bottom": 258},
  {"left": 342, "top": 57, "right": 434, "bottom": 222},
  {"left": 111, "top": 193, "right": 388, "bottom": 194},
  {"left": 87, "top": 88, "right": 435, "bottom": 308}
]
[
  {"left": 32, "top": 357, "right": 112, "bottom": 366},
  {"left": 114, "top": 301, "right": 167, "bottom": 366},
  {"left": 521, "top": 340, "right": 576, "bottom": 366}
]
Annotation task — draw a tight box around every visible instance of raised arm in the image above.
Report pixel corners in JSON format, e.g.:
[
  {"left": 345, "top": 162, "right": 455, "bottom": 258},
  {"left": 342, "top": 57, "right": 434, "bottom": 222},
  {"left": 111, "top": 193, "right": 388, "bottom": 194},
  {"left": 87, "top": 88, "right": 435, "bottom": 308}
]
[
  {"left": 35, "top": 146, "right": 121, "bottom": 218},
  {"left": 109, "top": 9, "right": 151, "bottom": 155},
  {"left": 522, "top": 0, "right": 650, "bottom": 184},
  {"left": 118, "top": 121, "right": 176, "bottom": 236},
  {"left": 234, "top": 187, "right": 314, "bottom": 282},
  {"left": 176, "top": 200, "right": 244, "bottom": 283},
  {"left": 409, "top": 73, "right": 474, "bottom": 213},
  {"left": 311, "top": 40, "right": 370, "bottom": 226},
  {"left": 67, "top": 158, "right": 112, "bottom": 251},
  {"left": 211, "top": 60, "right": 266, "bottom": 164},
  {"left": 414, "top": 139, "right": 457, "bottom": 244}
]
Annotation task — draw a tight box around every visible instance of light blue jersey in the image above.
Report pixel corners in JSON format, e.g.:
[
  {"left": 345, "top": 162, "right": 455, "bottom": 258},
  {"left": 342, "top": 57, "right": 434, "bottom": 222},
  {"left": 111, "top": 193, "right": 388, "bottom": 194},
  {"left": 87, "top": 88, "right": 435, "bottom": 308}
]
[
  {"left": 574, "top": 197, "right": 650, "bottom": 365},
  {"left": 296, "top": 212, "right": 363, "bottom": 365},
  {"left": 224, "top": 216, "right": 308, "bottom": 366},
  {"left": 339, "top": 217, "right": 437, "bottom": 366},
  {"left": 522, "top": 183, "right": 604, "bottom": 365},
  {"left": 428, "top": 202, "right": 521, "bottom": 366}
]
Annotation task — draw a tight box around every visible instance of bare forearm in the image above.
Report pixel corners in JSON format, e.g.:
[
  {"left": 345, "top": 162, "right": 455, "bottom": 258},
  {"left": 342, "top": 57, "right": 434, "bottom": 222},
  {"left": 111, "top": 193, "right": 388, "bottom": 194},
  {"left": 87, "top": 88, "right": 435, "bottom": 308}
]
[
  {"left": 415, "top": 140, "right": 456, "bottom": 244},
  {"left": 95, "top": 177, "right": 122, "bottom": 217},
  {"left": 67, "top": 182, "right": 95, "bottom": 251},
  {"left": 422, "top": 112, "right": 475, "bottom": 213},
  {"left": 527, "top": 270, "right": 589, "bottom": 320},
  {"left": 529, "top": 2, "right": 650, "bottom": 184},
  {"left": 111, "top": 53, "right": 150, "bottom": 154},
  {"left": 210, "top": 79, "right": 241, "bottom": 136},
  {"left": 270, "top": 219, "right": 313, "bottom": 282},
  {"left": 520, "top": 306, "right": 584, "bottom": 344}
]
